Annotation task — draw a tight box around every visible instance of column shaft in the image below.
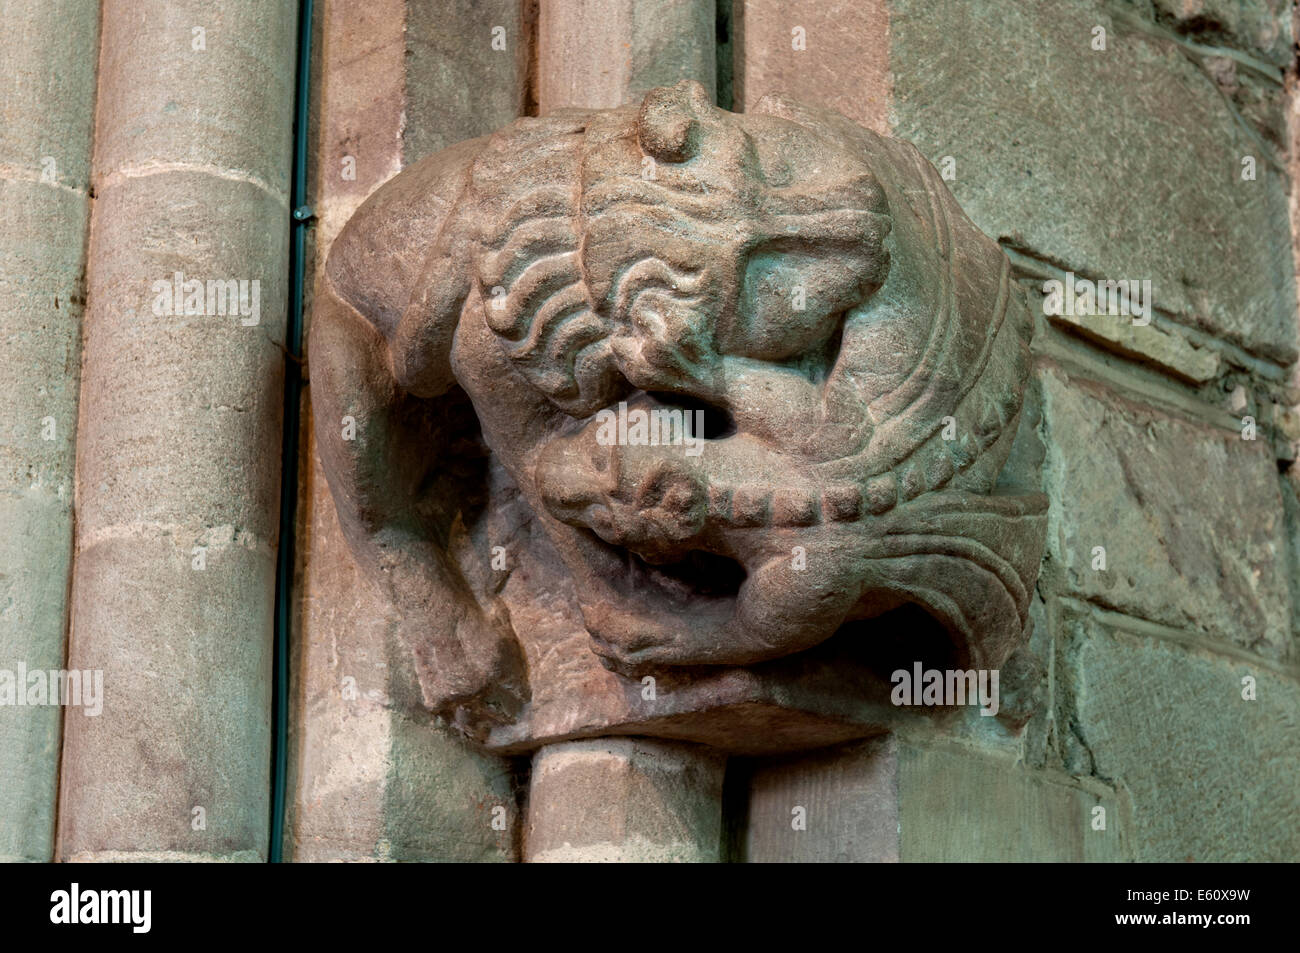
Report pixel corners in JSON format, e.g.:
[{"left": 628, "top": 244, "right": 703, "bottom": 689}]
[
  {"left": 538, "top": 0, "right": 716, "bottom": 111},
  {"left": 525, "top": 738, "right": 726, "bottom": 862},
  {"left": 0, "top": 0, "right": 100, "bottom": 863},
  {"left": 58, "top": 0, "right": 297, "bottom": 862}
]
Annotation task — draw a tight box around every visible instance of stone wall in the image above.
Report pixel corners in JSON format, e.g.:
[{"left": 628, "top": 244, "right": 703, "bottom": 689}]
[
  {"left": 0, "top": 0, "right": 98, "bottom": 863},
  {"left": 733, "top": 0, "right": 1300, "bottom": 862},
  {"left": 2, "top": 0, "right": 1297, "bottom": 862},
  {"left": 281, "top": 0, "right": 1300, "bottom": 862}
]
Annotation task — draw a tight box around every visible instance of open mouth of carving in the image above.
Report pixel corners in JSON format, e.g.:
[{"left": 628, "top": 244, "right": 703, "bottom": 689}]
[
  {"left": 578, "top": 527, "right": 747, "bottom": 603},
  {"left": 642, "top": 391, "right": 737, "bottom": 441},
  {"left": 627, "top": 546, "right": 747, "bottom": 599},
  {"left": 830, "top": 605, "right": 966, "bottom": 677}
]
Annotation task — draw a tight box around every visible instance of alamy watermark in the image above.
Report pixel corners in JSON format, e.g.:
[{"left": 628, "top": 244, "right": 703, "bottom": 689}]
[
  {"left": 50, "top": 884, "right": 150, "bottom": 933},
  {"left": 891, "top": 663, "right": 1000, "bottom": 717},
  {"left": 151, "top": 271, "right": 260, "bottom": 326},
  {"left": 594, "top": 401, "right": 707, "bottom": 457},
  {"left": 1041, "top": 271, "right": 1151, "bottom": 326},
  {"left": 0, "top": 664, "right": 103, "bottom": 716}
]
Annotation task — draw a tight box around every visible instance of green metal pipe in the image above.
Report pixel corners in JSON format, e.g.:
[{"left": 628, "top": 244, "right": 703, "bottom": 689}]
[{"left": 270, "top": 0, "right": 314, "bottom": 864}]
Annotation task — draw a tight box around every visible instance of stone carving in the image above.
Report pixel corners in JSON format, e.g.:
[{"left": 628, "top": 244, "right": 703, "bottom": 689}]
[{"left": 310, "top": 81, "right": 1047, "bottom": 752}]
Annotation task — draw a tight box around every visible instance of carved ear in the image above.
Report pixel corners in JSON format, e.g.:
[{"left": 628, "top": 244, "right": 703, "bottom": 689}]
[{"left": 637, "top": 80, "right": 711, "bottom": 162}]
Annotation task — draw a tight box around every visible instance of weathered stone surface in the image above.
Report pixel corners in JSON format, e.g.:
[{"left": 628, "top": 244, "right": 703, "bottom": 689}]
[
  {"left": 287, "top": 453, "right": 517, "bottom": 862},
  {"left": 308, "top": 0, "right": 406, "bottom": 270},
  {"left": 0, "top": 185, "right": 89, "bottom": 344},
  {"left": 74, "top": 173, "right": 288, "bottom": 542},
  {"left": 60, "top": 0, "right": 295, "bottom": 861},
  {"left": 59, "top": 535, "right": 273, "bottom": 861},
  {"left": 310, "top": 81, "right": 1047, "bottom": 751},
  {"left": 1045, "top": 304, "right": 1222, "bottom": 384},
  {"left": 94, "top": 0, "right": 295, "bottom": 197},
  {"left": 897, "top": 743, "right": 1131, "bottom": 862},
  {"left": 524, "top": 738, "right": 725, "bottom": 862},
  {"left": 0, "top": 0, "right": 99, "bottom": 189},
  {"left": 1143, "top": 0, "right": 1294, "bottom": 66},
  {"left": 741, "top": 736, "right": 1128, "bottom": 861},
  {"left": 883, "top": 0, "right": 1296, "bottom": 363},
  {"left": 733, "top": 0, "right": 890, "bottom": 134},
  {"left": 0, "top": 493, "right": 73, "bottom": 862},
  {"left": 538, "top": 0, "right": 716, "bottom": 111},
  {"left": 743, "top": 737, "right": 899, "bottom": 862},
  {"left": 1038, "top": 361, "right": 1291, "bottom": 658},
  {"left": 0, "top": 0, "right": 99, "bottom": 862},
  {"left": 404, "top": 0, "right": 529, "bottom": 163},
  {"left": 290, "top": 0, "right": 521, "bottom": 862},
  {"left": 1059, "top": 607, "right": 1300, "bottom": 861}
]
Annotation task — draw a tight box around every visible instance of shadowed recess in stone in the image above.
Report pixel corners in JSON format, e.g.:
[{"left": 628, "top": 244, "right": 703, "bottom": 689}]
[{"left": 310, "top": 80, "right": 1047, "bottom": 753}]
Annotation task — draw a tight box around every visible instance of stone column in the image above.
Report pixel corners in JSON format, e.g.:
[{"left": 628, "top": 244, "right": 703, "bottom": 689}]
[
  {"left": 285, "top": 0, "right": 525, "bottom": 862},
  {"left": 57, "top": 0, "right": 296, "bottom": 862},
  {"left": 524, "top": 739, "right": 726, "bottom": 862},
  {"left": 0, "top": 0, "right": 99, "bottom": 863},
  {"left": 733, "top": 0, "right": 889, "bottom": 134},
  {"left": 538, "top": 0, "right": 717, "bottom": 111},
  {"left": 528, "top": 2, "right": 730, "bottom": 864}
]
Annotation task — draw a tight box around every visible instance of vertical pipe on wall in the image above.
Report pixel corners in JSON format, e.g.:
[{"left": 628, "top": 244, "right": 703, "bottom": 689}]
[
  {"left": 0, "top": 0, "right": 100, "bottom": 863},
  {"left": 270, "top": 0, "right": 315, "bottom": 864},
  {"left": 57, "top": 0, "right": 297, "bottom": 862}
]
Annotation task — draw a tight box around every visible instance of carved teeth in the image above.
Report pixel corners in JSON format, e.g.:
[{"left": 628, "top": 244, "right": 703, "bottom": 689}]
[
  {"left": 924, "top": 452, "right": 955, "bottom": 490},
  {"left": 772, "top": 488, "right": 817, "bottom": 526},
  {"left": 822, "top": 485, "right": 862, "bottom": 522},
  {"left": 729, "top": 485, "right": 770, "bottom": 526},
  {"left": 898, "top": 463, "right": 925, "bottom": 502},
  {"left": 696, "top": 476, "right": 919, "bottom": 528},
  {"left": 863, "top": 474, "right": 897, "bottom": 514}
]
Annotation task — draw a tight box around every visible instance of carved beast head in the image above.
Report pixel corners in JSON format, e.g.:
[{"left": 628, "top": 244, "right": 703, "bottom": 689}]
[{"left": 313, "top": 81, "right": 1047, "bottom": 741}]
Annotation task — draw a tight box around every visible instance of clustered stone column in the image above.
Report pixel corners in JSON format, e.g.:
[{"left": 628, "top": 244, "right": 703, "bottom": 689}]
[
  {"left": 525, "top": 0, "right": 735, "bottom": 863},
  {"left": 57, "top": 0, "right": 296, "bottom": 862},
  {"left": 0, "top": 0, "right": 99, "bottom": 863}
]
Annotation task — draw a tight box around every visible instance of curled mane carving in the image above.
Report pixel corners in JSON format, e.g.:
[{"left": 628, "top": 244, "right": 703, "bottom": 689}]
[{"left": 459, "top": 81, "right": 893, "bottom": 417}]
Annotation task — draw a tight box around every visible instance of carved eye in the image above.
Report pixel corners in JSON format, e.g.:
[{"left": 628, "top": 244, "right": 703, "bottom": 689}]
[
  {"left": 723, "top": 245, "right": 862, "bottom": 362},
  {"left": 762, "top": 158, "right": 795, "bottom": 187},
  {"left": 636, "top": 82, "right": 707, "bottom": 163}
]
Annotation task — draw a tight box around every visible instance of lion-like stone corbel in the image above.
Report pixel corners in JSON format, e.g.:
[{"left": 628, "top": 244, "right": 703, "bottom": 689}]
[{"left": 309, "top": 80, "right": 1047, "bottom": 753}]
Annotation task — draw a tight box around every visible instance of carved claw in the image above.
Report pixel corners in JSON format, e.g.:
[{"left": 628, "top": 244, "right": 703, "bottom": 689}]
[{"left": 414, "top": 600, "right": 528, "bottom": 738}]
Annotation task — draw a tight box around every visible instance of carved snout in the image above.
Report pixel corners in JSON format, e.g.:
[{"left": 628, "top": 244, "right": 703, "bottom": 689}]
[{"left": 536, "top": 422, "right": 709, "bottom": 563}]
